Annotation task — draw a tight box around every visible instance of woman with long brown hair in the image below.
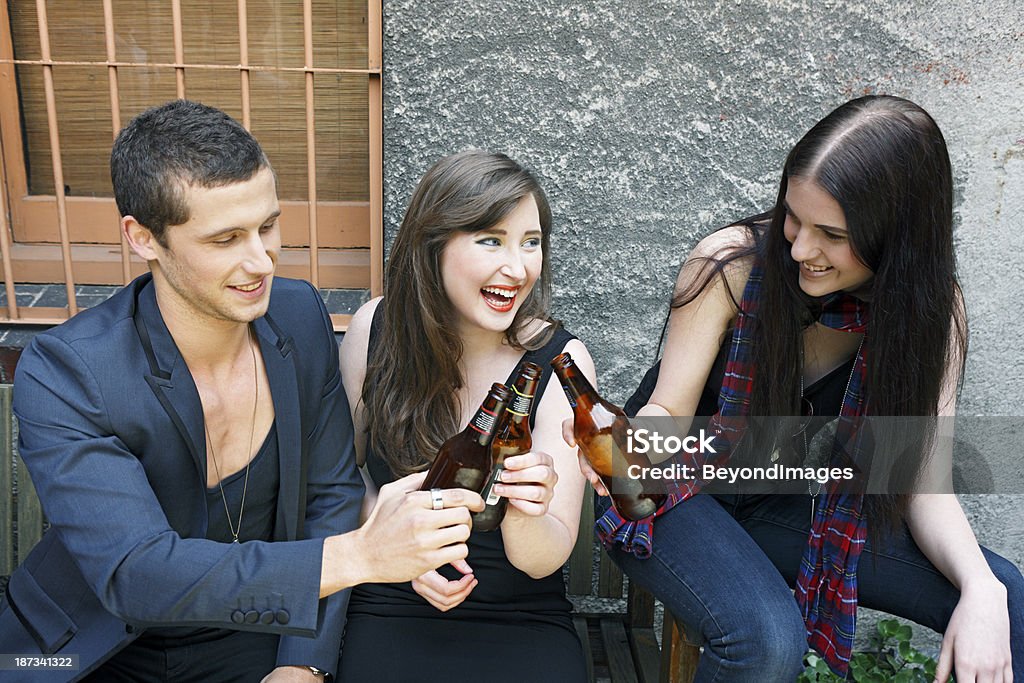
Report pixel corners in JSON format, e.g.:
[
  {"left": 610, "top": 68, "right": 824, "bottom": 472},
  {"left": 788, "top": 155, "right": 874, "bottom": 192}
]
[
  {"left": 577, "top": 96, "right": 1022, "bottom": 682},
  {"left": 337, "top": 150, "right": 590, "bottom": 680}
]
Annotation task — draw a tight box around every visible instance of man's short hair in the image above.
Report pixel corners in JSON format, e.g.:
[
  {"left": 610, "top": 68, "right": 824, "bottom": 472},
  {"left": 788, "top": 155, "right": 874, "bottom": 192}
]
[{"left": 110, "top": 100, "right": 270, "bottom": 246}]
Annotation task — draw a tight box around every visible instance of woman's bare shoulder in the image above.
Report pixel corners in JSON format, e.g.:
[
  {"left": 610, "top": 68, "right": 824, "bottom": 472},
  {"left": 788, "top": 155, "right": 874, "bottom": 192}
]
[
  {"left": 339, "top": 297, "right": 382, "bottom": 378},
  {"left": 690, "top": 223, "right": 753, "bottom": 259},
  {"left": 678, "top": 224, "right": 757, "bottom": 306}
]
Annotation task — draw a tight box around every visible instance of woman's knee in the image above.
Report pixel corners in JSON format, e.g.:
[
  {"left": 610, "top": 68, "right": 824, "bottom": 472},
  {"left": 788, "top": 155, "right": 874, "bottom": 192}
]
[{"left": 701, "top": 592, "right": 807, "bottom": 679}]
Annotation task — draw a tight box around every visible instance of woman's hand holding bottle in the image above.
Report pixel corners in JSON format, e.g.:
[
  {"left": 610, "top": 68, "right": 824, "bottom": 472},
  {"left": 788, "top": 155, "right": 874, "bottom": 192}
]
[{"left": 491, "top": 451, "right": 558, "bottom": 517}]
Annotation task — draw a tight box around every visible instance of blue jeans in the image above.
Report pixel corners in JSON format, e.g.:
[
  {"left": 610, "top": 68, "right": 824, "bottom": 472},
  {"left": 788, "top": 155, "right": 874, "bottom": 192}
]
[{"left": 598, "top": 493, "right": 1024, "bottom": 683}]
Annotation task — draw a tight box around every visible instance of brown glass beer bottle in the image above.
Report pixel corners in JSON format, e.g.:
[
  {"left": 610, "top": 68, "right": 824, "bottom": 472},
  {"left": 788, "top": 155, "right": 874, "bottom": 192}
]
[
  {"left": 420, "top": 383, "right": 512, "bottom": 493},
  {"left": 550, "top": 352, "right": 666, "bottom": 520},
  {"left": 473, "top": 362, "right": 543, "bottom": 532}
]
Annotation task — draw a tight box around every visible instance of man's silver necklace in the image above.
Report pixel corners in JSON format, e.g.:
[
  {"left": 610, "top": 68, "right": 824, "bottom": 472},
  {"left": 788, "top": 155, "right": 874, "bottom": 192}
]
[{"left": 204, "top": 325, "right": 259, "bottom": 544}]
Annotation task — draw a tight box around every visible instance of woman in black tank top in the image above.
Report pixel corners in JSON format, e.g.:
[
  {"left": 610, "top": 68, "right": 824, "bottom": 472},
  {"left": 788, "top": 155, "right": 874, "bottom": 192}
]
[
  {"left": 337, "top": 151, "right": 591, "bottom": 681},
  {"left": 593, "top": 96, "right": 1023, "bottom": 683}
]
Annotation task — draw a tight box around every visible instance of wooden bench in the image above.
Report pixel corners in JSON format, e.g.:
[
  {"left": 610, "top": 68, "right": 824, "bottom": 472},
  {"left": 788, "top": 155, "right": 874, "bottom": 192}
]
[
  {"left": 0, "top": 384, "right": 44, "bottom": 596},
  {"left": 567, "top": 484, "right": 700, "bottom": 682},
  {"left": 0, "top": 382, "right": 699, "bottom": 682}
]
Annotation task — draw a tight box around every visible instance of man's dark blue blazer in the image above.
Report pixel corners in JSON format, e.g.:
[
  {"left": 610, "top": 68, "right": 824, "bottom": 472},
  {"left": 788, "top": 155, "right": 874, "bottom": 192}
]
[{"left": 0, "top": 273, "right": 364, "bottom": 681}]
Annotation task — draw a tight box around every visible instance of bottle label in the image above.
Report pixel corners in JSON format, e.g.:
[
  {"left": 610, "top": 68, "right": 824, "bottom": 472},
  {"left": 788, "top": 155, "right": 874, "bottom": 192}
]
[
  {"left": 481, "top": 464, "right": 505, "bottom": 505},
  {"left": 468, "top": 406, "right": 500, "bottom": 436},
  {"left": 509, "top": 387, "right": 534, "bottom": 417},
  {"left": 452, "top": 467, "right": 487, "bottom": 492},
  {"left": 559, "top": 381, "right": 577, "bottom": 408}
]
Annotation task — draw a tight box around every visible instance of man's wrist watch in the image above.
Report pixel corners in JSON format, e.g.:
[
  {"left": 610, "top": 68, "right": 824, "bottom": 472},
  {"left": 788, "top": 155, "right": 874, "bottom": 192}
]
[{"left": 306, "top": 666, "right": 329, "bottom": 680}]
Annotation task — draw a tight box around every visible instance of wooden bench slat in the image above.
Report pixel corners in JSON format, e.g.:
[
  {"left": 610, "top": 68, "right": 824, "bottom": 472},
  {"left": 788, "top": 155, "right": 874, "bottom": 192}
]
[
  {"left": 598, "top": 547, "right": 624, "bottom": 598},
  {"left": 0, "top": 385, "right": 13, "bottom": 576},
  {"left": 601, "top": 617, "right": 639, "bottom": 683},
  {"left": 628, "top": 581, "right": 655, "bottom": 627},
  {"left": 15, "top": 449, "right": 44, "bottom": 562},
  {"left": 573, "top": 615, "right": 595, "bottom": 683},
  {"left": 628, "top": 626, "right": 662, "bottom": 683},
  {"left": 569, "top": 485, "right": 595, "bottom": 595},
  {"left": 661, "top": 612, "right": 701, "bottom": 683}
]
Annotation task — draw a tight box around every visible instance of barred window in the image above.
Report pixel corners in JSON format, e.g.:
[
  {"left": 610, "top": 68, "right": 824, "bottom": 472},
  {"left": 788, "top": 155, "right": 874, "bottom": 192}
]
[{"left": 0, "top": 0, "right": 381, "bottom": 326}]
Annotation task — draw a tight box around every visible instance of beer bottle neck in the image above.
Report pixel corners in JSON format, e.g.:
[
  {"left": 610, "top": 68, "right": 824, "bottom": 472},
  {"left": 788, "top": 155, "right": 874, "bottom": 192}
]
[
  {"left": 557, "top": 364, "right": 598, "bottom": 407},
  {"left": 505, "top": 376, "right": 539, "bottom": 428},
  {"left": 466, "top": 392, "right": 509, "bottom": 446}
]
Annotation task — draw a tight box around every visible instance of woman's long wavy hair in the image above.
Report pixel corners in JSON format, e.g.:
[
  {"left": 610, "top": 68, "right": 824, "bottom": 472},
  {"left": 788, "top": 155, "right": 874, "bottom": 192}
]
[
  {"left": 674, "top": 96, "right": 968, "bottom": 538},
  {"left": 363, "top": 150, "right": 556, "bottom": 476}
]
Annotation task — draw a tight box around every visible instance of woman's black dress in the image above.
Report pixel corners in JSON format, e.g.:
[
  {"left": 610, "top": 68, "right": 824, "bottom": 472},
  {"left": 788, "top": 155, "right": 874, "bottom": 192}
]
[{"left": 337, "top": 319, "right": 588, "bottom": 682}]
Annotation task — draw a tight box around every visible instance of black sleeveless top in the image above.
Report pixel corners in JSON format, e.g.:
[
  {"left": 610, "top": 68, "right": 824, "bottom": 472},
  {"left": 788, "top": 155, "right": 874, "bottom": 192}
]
[
  {"left": 628, "top": 335, "right": 852, "bottom": 423},
  {"left": 205, "top": 422, "right": 280, "bottom": 544},
  {"left": 626, "top": 335, "right": 853, "bottom": 495},
  {"left": 348, "top": 309, "right": 578, "bottom": 620}
]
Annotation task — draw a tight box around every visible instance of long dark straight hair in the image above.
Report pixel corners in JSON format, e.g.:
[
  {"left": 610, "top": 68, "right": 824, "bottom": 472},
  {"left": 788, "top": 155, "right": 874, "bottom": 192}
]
[
  {"left": 674, "top": 96, "right": 968, "bottom": 536},
  {"left": 363, "top": 150, "right": 556, "bottom": 476}
]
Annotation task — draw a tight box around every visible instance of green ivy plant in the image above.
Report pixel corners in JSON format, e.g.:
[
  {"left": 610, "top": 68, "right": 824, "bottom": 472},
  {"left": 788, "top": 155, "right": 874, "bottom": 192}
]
[{"left": 797, "top": 619, "right": 953, "bottom": 682}]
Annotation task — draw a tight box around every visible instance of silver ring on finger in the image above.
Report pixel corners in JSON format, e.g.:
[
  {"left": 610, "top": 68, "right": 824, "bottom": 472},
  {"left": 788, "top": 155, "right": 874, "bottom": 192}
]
[{"left": 430, "top": 487, "right": 444, "bottom": 511}]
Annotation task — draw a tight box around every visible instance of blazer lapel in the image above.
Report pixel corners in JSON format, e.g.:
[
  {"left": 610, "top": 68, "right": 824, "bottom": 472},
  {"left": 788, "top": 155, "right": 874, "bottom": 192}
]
[
  {"left": 133, "top": 278, "right": 304, "bottom": 540},
  {"left": 254, "top": 315, "right": 303, "bottom": 541},
  {"left": 133, "top": 280, "right": 208, "bottom": 488}
]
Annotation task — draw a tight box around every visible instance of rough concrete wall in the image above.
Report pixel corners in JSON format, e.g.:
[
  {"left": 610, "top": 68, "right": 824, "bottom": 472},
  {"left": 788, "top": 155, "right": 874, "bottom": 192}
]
[{"left": 382, "top": 0, "right": 1023, "bottom": 654}]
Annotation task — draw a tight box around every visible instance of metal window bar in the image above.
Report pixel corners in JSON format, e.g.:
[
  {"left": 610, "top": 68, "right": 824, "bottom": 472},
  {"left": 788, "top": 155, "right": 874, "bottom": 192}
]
[
  {"left": 304, "top": 0, "right": 318, "bottom": 289},
  {"left": 35, "top": 0, "right": 77, "bottom": 316},
  {"left": 0, "top": 1, "right": 382, "bottom": 331},
  {"left": 238, "top": 0, "right": 251, "bottom": 131},
  {"left": 0, "top": 143, "right": 16, "bottom": 321},
  {"left": 368, "top": 0, "right": 383, "bottom": 296},
  {"left": 171, "top": 0, "right": 185, "bottom": 98},
  {"left": 1, "top": 58, "right": 380, "bottom": 73},
  {"left": 0, "top": 2, "right": 25, "bottom": 321},
  {"left": 103, "top": 0, "right": 131, "bottom": 285},
  {"left": 2, "top": 58, "right": 376, "bottom": 75}
]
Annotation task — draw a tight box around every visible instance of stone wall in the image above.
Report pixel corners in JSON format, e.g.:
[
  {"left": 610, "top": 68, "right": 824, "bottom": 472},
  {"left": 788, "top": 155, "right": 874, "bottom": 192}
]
[{"left": 381, "top": 0, "right": 1023, "bottom": 654}]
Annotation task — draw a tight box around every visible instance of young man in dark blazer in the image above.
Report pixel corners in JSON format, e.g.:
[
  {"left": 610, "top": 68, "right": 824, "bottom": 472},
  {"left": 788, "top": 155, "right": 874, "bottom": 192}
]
[{"left": 0, "top": 100, "right": 482, "bottom": 682}]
